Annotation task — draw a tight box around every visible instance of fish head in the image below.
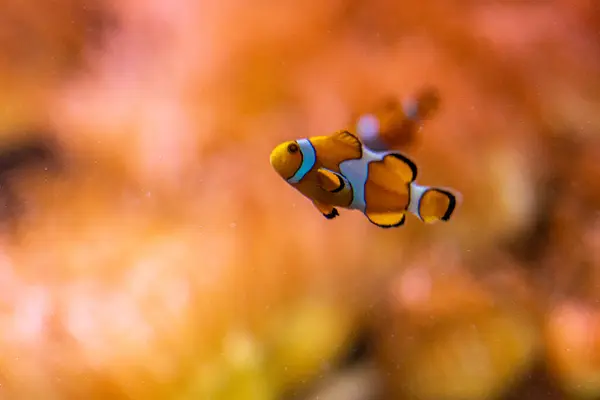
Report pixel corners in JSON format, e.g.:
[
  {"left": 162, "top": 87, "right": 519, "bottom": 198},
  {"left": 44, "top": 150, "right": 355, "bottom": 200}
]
[{"left": 269, "top": 140, "right": 304, "bottom": 181}]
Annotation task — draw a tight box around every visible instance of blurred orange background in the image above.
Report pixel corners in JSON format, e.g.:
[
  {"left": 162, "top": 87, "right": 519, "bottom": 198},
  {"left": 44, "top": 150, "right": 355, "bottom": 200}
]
[{"left": 0, "top": 0, "right": 599, "bottom": 399}]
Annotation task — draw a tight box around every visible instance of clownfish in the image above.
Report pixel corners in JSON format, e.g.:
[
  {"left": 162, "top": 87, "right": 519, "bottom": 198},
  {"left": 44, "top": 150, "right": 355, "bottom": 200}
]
[
  {"left": 269, "top": 129, "right": 460, "bottom": 228},
  {"left": 355, "top": 87, "right": 440, "bottom": 151}
]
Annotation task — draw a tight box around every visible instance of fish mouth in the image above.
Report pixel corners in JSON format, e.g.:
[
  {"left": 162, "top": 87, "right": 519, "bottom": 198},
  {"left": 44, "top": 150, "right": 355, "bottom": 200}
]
[
  {"left": 269, "top": 149, "right": 284, "bottom": 174},
  {"left": 269, "top": 149, "right": 295, "bottom": 181},
  {"left": 269, "top": 150, "right": 283, "bottom": 174}
]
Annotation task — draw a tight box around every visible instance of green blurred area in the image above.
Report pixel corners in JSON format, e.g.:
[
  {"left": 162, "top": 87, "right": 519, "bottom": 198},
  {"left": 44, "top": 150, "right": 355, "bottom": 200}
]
[{"left": 0, "top": 0, "right": 599, "bottom": 399}]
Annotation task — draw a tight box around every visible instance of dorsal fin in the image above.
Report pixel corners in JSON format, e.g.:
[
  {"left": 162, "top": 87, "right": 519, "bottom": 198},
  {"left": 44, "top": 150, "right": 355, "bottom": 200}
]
[
  {"left": 381, "top": 153, "right": 418, "bottom": 183},
  {"left": 331, "top": 130, "right": 362, "bottom": 154}
]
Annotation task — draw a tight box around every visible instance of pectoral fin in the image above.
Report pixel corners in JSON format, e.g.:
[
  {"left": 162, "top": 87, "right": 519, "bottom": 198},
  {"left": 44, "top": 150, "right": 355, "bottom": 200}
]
[
  {"left": 365, "top": 210, "right": 406, "bottom": 228},
  {"left": 316, "top": 168, "right": 346, "bottom": 193},
  {"left": 313, "top": 200, "right": 339, "bottom": 220}
]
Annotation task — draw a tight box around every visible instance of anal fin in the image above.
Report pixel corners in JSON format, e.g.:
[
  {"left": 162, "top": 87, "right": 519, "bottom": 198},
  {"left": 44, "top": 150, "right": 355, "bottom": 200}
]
[
  {"left": 365, "top": 211, "right": 406, "bottom": 229},
  {"left": 313, "top": 200, "right": 340, "bottom": 220}
]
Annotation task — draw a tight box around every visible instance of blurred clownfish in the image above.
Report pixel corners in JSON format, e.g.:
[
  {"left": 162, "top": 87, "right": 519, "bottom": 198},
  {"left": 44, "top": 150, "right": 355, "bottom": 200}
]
[
  {"left": 355, "top": 86, "right": 440, "bottom": 151},
  {"left": 269, "top": 130, "right": 460, "bottom": 228}
]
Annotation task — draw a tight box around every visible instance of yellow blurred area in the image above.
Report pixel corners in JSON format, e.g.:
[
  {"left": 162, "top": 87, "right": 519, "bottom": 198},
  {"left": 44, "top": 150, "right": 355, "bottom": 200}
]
[{"left": 0, "top": 0, "right": 599, "bottom": 399}]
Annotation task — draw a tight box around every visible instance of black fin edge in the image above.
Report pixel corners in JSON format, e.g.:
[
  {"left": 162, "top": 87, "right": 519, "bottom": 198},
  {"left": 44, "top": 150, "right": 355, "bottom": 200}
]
[
  {"left": 323, "top": 208, "right": 340, "bottom": 220},
  {"left": 439, "top": 190, "right": 457, "bottom": 221},
  {"left": 367, "top": 213, "right": 406, "bottom": 229},
  {"left": 386, "top": 153, "right": 418, "bottom": 182},
  {"left": 336, "top": 130, "right": 363, "bottom": 159},
  {"left": 418, "top": 188, "right": 457, "bottom": 222},
  {"left": 330, "top": 174, "right": 345, "bottom": 193}
]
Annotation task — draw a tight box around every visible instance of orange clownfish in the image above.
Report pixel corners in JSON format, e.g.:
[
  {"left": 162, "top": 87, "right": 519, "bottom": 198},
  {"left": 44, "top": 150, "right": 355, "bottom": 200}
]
[
  {"left": 355, "top": 87, "right": 440, "bottom": 151},
  {"left": 269, "top": 130, "right": 460, "bottom": 228}
]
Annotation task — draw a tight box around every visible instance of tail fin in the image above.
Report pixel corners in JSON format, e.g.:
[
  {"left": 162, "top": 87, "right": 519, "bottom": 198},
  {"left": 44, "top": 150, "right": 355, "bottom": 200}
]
[{"left": 408, "top": 183, "right": 460, "bottom": 223}]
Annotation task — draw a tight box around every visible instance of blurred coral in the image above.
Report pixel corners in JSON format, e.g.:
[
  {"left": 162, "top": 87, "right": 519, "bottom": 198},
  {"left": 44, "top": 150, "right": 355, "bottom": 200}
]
[
  {"left": 0, "top": 0, "right": 114, "bottom": 132},
  {"left": 373, "top": 249, "right": 541, "bottom": 400},
  {"left": 546, "top": 302, "right": 600, "bottom": 399}
]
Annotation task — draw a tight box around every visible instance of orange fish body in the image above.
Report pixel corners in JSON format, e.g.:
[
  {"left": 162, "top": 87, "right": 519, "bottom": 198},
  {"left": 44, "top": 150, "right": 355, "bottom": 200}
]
[
  {"left": 270, "top": 130, "right": 459, "bottom": 228},
  {"left": 355, "top": 87, "right": 440, "bottom": 151}
]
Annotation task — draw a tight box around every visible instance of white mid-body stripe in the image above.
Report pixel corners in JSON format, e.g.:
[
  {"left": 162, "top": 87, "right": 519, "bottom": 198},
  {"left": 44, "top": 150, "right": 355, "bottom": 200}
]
[
  {"left": 407, "top": 183, "right": 427, "bottom": 220},
  {"left": 339, "top": 146, "right": 407, "bottom": 213},
  {"left": 287, "top": 138, "right": 316, "bottom": 184}
]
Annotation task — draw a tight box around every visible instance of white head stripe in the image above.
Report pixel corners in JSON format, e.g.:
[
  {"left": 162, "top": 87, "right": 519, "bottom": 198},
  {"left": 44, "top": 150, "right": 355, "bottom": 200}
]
[{"left": 287, "top": 139, "right": 316, "bottom": 184}]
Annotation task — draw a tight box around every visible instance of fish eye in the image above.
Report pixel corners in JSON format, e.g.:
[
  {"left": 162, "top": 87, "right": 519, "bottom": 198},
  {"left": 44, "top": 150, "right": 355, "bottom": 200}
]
[{"left": 287, "top": 143, "right": 299, "bottom": 154}]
